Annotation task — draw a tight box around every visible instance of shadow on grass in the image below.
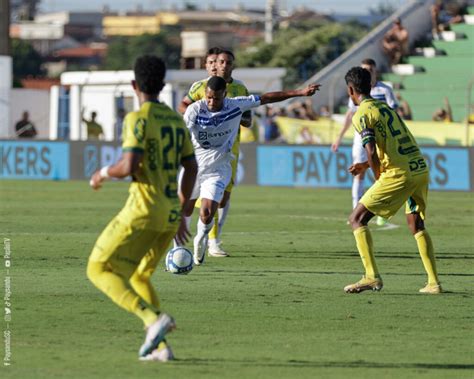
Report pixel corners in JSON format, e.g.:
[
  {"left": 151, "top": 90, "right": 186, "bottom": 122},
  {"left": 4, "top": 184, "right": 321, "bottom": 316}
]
[{"left": 174, "top": 358, "right": 474, "bottom": 370}]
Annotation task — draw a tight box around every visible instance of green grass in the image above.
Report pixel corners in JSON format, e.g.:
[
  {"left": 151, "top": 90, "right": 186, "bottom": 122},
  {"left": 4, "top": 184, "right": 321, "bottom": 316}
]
[{"left": 0, "top": 181, "right": 473, "bottom": 378}]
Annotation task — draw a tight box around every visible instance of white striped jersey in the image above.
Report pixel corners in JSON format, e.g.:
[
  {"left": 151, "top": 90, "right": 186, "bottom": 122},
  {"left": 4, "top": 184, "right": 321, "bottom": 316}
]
[
  {"left": 348, "top": 81, "right": 398, "bottom": 112},
  {"left": 183, "top": 95, "right": 261, "bottom": 172}
]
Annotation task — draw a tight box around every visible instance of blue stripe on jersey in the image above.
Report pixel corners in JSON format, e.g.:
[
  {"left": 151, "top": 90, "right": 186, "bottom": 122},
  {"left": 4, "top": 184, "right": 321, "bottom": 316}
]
[
  {"left": 196, "top": 108, "right": 242, "bottom": 126},
  {"left": 373, "top": 94, "right": 387, "bottom": 101}
]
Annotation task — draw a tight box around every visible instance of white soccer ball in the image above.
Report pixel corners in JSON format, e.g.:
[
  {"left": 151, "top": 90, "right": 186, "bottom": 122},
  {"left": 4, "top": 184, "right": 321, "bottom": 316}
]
[{"left": 165, "top": 247, "right": 193, "bottom": 275}]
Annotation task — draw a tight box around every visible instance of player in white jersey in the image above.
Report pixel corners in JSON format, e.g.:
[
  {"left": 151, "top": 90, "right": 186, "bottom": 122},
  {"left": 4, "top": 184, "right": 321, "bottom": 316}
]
[
  {"left": 331, "top": 59, "right": 398, "bottom": 225},
  {"left": 183, "top": 76, "right": 320, "bottom": 265}
]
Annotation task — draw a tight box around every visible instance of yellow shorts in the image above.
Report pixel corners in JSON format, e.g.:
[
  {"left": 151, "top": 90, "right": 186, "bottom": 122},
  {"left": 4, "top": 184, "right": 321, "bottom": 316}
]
[
  {"left": 360, "top": 171, "right": 429, "bottom": 220},
  {"left": 89, "top": 216, "right": 177, "bottom": 279},
  {"left": 225, "top": 152, "right": 239, "bottom": 193}
]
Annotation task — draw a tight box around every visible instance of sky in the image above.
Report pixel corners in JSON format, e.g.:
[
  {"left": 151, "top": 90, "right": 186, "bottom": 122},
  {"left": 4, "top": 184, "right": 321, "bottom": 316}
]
[{"left": 39, "top": 0, "right": 410, "bottom": 16}]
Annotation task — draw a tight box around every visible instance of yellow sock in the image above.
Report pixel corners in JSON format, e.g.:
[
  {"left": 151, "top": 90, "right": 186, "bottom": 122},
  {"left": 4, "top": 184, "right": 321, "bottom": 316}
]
[
  {"left": 130, "top": 272, "right": 160, "bottom": 309},
  {"left": 414, "top": 230, "right": 439, "bottom": 285},
  {"left": 87, "top": 261, "right": 159, "bottom": 327},
  {"left": 208, "top": 212, "right": 219, "bottom": 240},
  {"left": 353, "top": 226, "right": 380, "bottom": 279}
]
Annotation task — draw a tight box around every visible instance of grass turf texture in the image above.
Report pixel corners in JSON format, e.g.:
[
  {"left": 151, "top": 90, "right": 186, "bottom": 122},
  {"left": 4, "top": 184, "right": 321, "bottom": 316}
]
[{"left": 0, "top": 181, "right": 473, "bottom": 379}]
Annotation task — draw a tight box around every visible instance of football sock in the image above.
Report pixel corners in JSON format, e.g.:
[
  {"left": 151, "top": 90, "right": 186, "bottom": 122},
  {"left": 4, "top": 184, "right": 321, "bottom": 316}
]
[
  {"left": 87, "top": 261, "right": 158, "bottom": 327},
  {"left": 352, "top": 176, "right": 364, "bottom": 209},
  {"left": 130, "top": 271, "right": 160, "bottom": 309},
  {"left": 414, "top": 230, "right": 439, "bottom": 285},
  {"left": 208, "top": 213, "right": 219, "bottom": 241},
  {"left": 353, "top": 226, "right": 380, "bottom": 279},
  {"left": 217, "top": 201, "right": 230, "bottom": 240},
  {"left": 196, "top": 218, "right": 213, "bottom": 242}
]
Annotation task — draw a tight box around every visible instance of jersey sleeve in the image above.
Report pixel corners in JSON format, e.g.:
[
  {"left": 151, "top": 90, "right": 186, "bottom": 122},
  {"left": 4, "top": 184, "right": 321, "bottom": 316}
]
[
  {"left": 352, "top": 110, "right": 375, "bottom": 147},
  {"left": 122, "top": 112, "right": 146, "bottom": 153},
  {"left": 384, "top": 87, "right": 399, "bottom": 110},
  {"left": 187, "top": 80, "right": 206, "bottom": 102},
  {"left": 230, "top": 95, "right": 261, "bottom": 112}
]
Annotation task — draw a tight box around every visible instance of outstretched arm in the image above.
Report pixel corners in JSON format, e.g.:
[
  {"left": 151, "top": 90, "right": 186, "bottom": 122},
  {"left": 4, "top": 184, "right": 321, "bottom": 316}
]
[{"left": 260, "top": 84, "right": 321, "bottom": 105}]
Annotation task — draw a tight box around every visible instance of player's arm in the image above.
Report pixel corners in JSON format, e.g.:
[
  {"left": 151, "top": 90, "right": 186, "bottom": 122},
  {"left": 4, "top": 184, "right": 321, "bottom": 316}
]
[
  {"left": 332, "top": 109, "right": 354, "bottom": 152},
  {"left": 89, "top": 151, "right": 143, "bottom": 190},
  {"left": 365, "top": 140, "right": 381, "bottom": 180},
  {"left": 260, "top": 84, "right": 320, "bottom": 105}
]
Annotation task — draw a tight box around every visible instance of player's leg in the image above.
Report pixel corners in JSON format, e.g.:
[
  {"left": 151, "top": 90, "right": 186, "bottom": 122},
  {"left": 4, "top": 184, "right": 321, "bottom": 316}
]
[
  {"left": 194, "top": 197, "right": 219, "bottom": 265},
  {"left": 344, "top": 203, "right": 383, "bottom": 293},
  {"left": 208, "top": 190, "right": 231, "bottom": 257},
  {"left": 193, "top": 170, "right": 228, "bottom": 265},
  {"left": 405, "top": 176, "right": 441, "bottom": 293},
  {"left": 208, "top": 153, "right": 237, "bottom": 256},
  {"left": 87, "top": 218, "right": 162, "bottom": 327},
  {"left": 131, "top": 230, "right": 177, "bottom": 361}
]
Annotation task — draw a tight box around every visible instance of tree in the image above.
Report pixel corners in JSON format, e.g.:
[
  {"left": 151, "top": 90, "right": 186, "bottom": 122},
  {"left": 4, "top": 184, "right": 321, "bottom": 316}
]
[
  {"left": 11, "top": 38, "right": 44, "bottom": 86},
  {"left": 103, "top": 32, "right": 180, "bottom": 70},
  {"left": 236, "top": 20, "right": 368, "bottom": 87}
]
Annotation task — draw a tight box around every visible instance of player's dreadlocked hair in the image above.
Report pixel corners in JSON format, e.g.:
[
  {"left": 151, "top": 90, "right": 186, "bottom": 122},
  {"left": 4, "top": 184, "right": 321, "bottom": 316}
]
[
  {"left": 345, "top": 67, "right": 371, "bottom": 96},
  {"left": 133, "top": 55, "right": 166, "bottom": 95},
  {"left": 207, "top": 76, "right": 227, "bottom": 92}
]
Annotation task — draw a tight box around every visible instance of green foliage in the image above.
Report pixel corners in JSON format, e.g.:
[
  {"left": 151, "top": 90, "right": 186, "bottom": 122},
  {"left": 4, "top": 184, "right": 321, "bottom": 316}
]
[
  {"left": 236, "top": 21, "right": 368, "bottom": 87},
  {"left": 11, "top": 38, "right": 44, "bottom": 86},
  {"left": 1, "top": 181, "right": 473, "bottom": 378},
  {"left": 103, "top": 32, "right": 180, "bottom": 70}
]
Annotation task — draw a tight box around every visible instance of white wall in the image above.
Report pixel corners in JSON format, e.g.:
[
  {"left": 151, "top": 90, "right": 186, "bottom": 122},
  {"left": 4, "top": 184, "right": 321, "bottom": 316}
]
[
  {"left": 0, "top": 56, "right": 12, "bottom": 138},
  {"left": 11, "top": 89, "right": 50, "bottom": 139}
]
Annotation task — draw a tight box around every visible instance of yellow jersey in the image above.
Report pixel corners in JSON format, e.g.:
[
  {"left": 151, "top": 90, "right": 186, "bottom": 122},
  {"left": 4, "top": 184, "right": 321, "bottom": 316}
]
[
  {"left": 121, "top": 101, "right": 194, "bottom": 229},
  {"left": 187, "top": 77, "right": 249, "bottom": 102},
  {"left": 352, "top": 98, "right": 428, "bottom": 177}
]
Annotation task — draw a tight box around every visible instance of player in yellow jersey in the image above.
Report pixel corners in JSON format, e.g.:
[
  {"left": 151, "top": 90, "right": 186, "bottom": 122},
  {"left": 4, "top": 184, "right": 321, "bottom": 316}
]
[
  {"left": 343, "top": 67, "right": 441, "bottom": 294},
  {"left": 87, "top": 55, "right": 198, "bottom": 361},
  {"left": 178, "top": 48, "right": 252, "bottom": 258}
]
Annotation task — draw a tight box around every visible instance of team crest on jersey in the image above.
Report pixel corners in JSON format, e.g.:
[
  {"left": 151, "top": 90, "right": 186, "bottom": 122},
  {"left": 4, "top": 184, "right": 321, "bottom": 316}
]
[{"left": 134, "top": 118, "right": 147, "bottom": 142}]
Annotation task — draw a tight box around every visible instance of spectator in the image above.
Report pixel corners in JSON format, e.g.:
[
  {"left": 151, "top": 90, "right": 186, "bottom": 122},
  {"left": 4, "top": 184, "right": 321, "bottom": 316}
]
[
  {"left": 15, "top": 111, "right": 37, "bottom": 138},
  {"left": 115, "top": 108, "right": 126, "bottom": 141},
  {"left": 431, "top": 0, "right": 467, "bottom": 39},
  {"left": 395, "top": 93, "right": 413, "bottom": 120},
  {"left": 432, "top": 97, "right": 453, "bottom": 122},
  {"left": 261, "top": 106, "right": 280, "bottom": 142},
  {"left": 382, "top": 18, "right": 409, "bottom": 66},
  {"left": 319, "top": 105, "right": 331, "bottom": 118},
  {"left": 288, "top": 100, "right": 318, "bottom": 120},
  {"left": 82, "top": 110, "right": 104, "bottom": 140}
]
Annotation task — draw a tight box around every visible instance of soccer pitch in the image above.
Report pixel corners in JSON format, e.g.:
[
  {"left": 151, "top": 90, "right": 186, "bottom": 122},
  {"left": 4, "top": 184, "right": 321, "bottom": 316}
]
[{"left": 1, "top": 181, "right": 473, "bottom": 378}]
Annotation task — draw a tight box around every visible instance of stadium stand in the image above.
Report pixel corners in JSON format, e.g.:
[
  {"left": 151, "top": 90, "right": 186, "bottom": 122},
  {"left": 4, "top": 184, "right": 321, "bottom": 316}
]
[{"left": 382, "top": 7, "right": 474, "bottom": 122}]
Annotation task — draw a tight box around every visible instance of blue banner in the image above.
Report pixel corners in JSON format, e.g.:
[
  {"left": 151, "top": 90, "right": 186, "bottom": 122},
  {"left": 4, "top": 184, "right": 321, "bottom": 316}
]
[
  {"left": 257, "top": 145, "right": 470, "bottom": 191},
  {"left": 0, "top": 141, "right": 69, "bottom": 180}
]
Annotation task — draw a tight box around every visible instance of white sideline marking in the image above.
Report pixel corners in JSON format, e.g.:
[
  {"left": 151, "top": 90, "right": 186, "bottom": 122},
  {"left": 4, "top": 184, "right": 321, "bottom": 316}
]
[{"left": 374, "top": 222, "right": 400, "bottom": 232}]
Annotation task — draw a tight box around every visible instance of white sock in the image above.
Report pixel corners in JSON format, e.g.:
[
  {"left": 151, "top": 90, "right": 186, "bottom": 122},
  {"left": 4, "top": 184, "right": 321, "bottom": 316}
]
[
  {"left": 173, "top": 215, "right": 191, "bottom": 247},
  {"left": 196, "top": 218, "right": 213, "bottom": 242},
  {"left": 217, "top": 201, "right": 230, "bottom": 240},
  {"left": 208, "top": 238, "right": 218, "bottom": 249},
  {"left": 352, "top": 177, "right": 364, "bottom": 209}
]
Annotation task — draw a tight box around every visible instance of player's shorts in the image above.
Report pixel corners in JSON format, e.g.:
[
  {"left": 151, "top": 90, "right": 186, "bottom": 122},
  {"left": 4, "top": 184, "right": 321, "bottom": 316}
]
[
  {"left": 360, "top": 170, "right": 429, "bottom": 220},
  {"left": 352, "top": 133, "right": 367, "bottom": 164},
  {"left": 89, "top": 216, "right": 177, "bottom": 279},
  {"left": 191, "top": 165, "right": 232, "bottom": 203}
]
